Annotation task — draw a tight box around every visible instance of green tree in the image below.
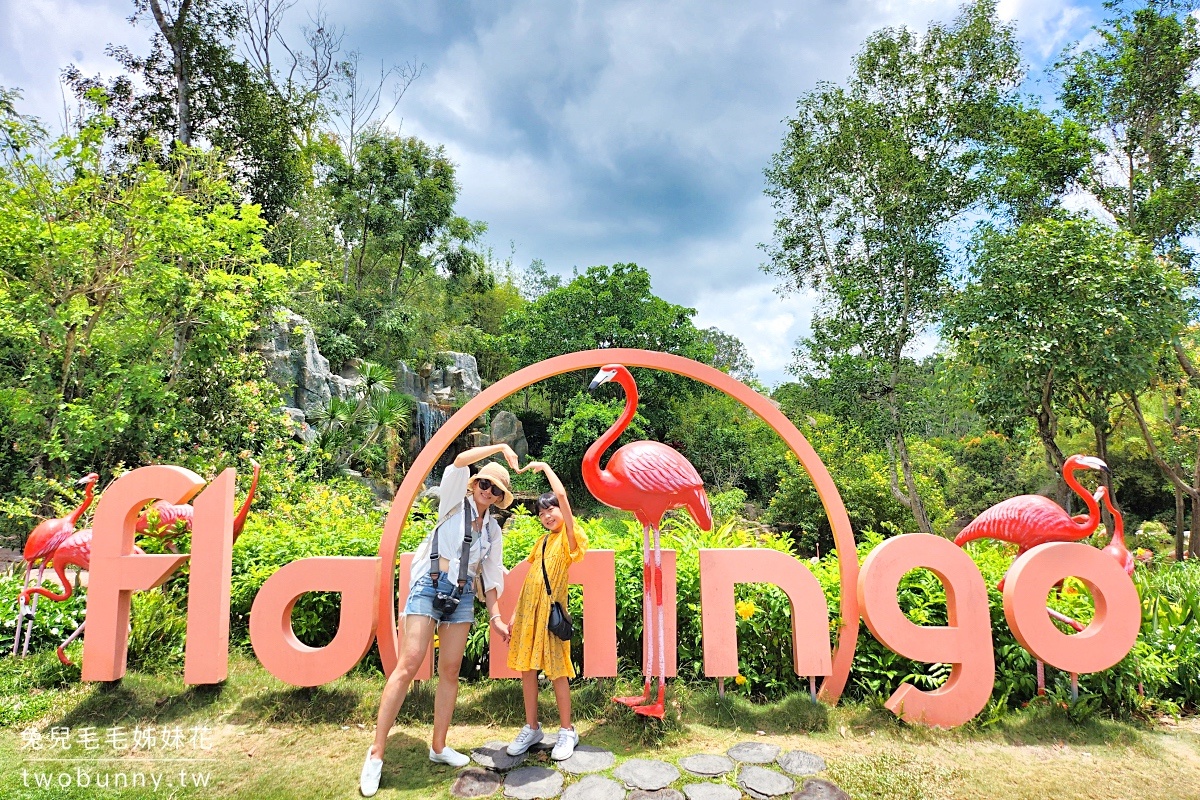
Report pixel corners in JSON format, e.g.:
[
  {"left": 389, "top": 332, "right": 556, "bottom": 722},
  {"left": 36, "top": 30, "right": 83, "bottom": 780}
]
[
  {"left": 763, "top": 0, "right": 1022, "bottom": 532},
  {"left": 503, "top": 263, "right": 713, "bottom": 434},
  {"left": 0, "top": 96, "right": 293, "bottom": 536},
  {"left": 947, "top": 216, "right": 1186, "bottom": 496},
  {"left": 1058, "top": 0, "right": 1200, "bottom": 252}
]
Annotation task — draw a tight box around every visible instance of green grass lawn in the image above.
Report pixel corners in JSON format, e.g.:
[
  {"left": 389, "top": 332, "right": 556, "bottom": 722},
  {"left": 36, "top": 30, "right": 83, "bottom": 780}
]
[{"left": 3, "top": 652, "right": 1199, "bottom": 799}]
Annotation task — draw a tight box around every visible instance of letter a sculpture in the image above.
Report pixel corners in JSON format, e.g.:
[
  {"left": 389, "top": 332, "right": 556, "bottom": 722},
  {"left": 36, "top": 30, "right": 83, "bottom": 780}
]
[{"left": 583, "top": 364, "right": 712, "bottom": 718}]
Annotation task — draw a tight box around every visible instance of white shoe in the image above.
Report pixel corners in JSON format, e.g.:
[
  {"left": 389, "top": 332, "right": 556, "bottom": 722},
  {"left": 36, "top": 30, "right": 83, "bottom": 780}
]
[
  {"left": 550, "top": 727, "right": 578, "bottom": 761},
  {"left": 429, "top": 745, "right": 470, "bottom": 767},
  {"left": 359, "top": 748, "right": 383, "bottom": 797},
  {"left": 506, "top": 724, "right": 544, "bottom": 756}
]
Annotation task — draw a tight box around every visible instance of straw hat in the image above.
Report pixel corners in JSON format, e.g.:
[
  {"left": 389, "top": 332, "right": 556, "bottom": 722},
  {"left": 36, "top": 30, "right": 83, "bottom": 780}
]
[{"left": 469, "top": 461, "right": 514, "bottom": 509}]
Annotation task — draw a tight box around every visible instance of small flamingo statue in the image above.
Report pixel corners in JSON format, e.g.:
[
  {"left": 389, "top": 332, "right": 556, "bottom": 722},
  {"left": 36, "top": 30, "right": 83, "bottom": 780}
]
[
  {"left": 12, "top": 473, "right": 98, "bottom": 657},
  {"left": 135, "top": 460, "right": 261, "bottom": 548},
  {"left": 583, "top": 364, "right": 712, "bottom": 718}
]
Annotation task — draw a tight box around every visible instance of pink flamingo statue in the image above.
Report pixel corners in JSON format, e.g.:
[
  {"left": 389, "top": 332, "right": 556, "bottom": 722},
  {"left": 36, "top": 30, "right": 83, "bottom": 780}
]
[
  {"left": 584, "top": 364, "right": 712, "bottom": 718},
  {"left": 955, "top": 455, "right": 1132, "bottom": 697},
  {"left": 136, "top": 460, "right": 261, "bottom": 548},
  {"left": 13, "top": 473, "right": 99, "bottom": 657},
  {"left": 955, "top": 454, "right": 1109, "bottom": 591},
  {"left": 17, "top": 527, "right": 119, "bottom": 665}
]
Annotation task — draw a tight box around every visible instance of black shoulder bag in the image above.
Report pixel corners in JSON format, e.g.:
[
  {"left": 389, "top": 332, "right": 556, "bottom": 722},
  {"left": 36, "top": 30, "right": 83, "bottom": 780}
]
[{"left": 542, "top": 537, "right": 574, "bottom": 641}]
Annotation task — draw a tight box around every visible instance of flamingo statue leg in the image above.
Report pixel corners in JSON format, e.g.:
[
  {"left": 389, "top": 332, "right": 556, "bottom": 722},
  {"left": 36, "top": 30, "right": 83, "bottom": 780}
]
[
  {"left": 57, "top": 620, "right": 85, "bottom": 666},
  {"left": 1037, "top": 659, "right": 1045, "bottom": 696},
  {"left": 615, "top": 524, "right": 654, "bottom": 706},
  {"left": 12, "top": 562, "right": 34, "bottom": 656},
  {"left": 20, "top": 564, "right": 47, "bottom": 657},
  {"left": 635, "top": 524, "right": 667, "bottom": 719}
]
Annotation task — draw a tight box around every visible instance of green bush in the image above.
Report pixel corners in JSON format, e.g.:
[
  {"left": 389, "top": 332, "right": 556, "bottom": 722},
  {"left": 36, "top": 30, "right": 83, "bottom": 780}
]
[{"left": 0, "top": 569, "right": 87, "bottom": 657}]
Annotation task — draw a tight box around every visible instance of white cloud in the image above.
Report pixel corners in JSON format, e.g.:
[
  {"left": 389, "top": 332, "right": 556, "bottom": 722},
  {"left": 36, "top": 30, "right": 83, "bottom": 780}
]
[
  {"left": 0, "top": 0, "right": 136, "bottom": 130},
  {"left": 693, "top": 281, "right": 817, "bottom": 387}
]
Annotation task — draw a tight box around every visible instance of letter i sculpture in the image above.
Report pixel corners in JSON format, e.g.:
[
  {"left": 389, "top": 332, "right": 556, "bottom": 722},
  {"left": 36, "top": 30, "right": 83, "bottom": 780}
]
[{"left": 583, "top": 364, "right": 712, "bottom": 718}]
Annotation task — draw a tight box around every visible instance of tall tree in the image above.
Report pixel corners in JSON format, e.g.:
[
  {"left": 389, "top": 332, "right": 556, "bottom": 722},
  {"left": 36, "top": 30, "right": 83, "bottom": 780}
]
[
  {"left": 1058, "top": 0, "right": 1200, "bottom": 552},
  {"left": 1058, "top": 0, "right": 1200, "bottom": 253},
  {"left": 763, "top": 0, "right": 1022, "bottom": 532},
  {"left": 947, "top": 215, "right": 1185, "bottom": 497}
]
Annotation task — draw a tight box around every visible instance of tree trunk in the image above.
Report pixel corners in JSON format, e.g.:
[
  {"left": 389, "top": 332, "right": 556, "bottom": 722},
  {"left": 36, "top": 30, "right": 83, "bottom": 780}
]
[
  {"left": 891, "top": 430, "right": 933, "bottom": 534},
  {"left": 148, "top": 0, "right": 194, "bottom": 146},
  {"left": 1176, "top": 484, "right": 1186, "bottom": 561},
  {"left": 1191, "top": 492, "right": 1200, "bottom": 560}
]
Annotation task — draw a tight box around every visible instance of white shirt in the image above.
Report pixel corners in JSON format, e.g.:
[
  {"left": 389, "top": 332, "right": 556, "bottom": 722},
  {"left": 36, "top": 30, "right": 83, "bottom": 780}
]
[{"left": 407, "top": 463, "right": 506, "bottom": 598}]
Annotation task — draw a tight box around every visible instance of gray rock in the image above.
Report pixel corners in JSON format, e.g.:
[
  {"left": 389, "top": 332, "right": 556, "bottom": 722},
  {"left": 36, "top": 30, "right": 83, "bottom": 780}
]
[
  {"left": 280, "top": 406, "right": 317, "bottom": 444},
  {"left": 504, "top": 767, "right": 564, "bottom": 800},
  {"left": 257, "top": 310, "right": 359, "bottom": 412},
  {"left": 738, "top": 766, "right": 794, "bottom": 800},
  {"left": 431, "top": 352, "right": 482, "bottom": 401},
  {"left": 490, "top": 410, "right": 530, "bottom": 462},
  {"left": 560, "top": 745, "right": 616, "bottom": 775},
  {"left": 629, "top": 790, "right": 684, "bottom": 800},
  {"left": 681, "top": 783, "right": 740, "bottom": 800},
  {"left": 790, "top": 779, "right": 850, "bottom": 800},
  {"left": 727, "top": 742, "right": 781, "bottom": 764},
  {"left": 776, "top": 751, "right": 826, "bottom": 777},
  {"left": 678, "top": 755, "right": 733, "bottom": 778},
  {"left": 561, "top": 775, "right": 625, "bottom": 800},
  {"left": 452, "top": 768, "right": 502, "bottom": 798},
  {"left": 472, "top": 741, "right": 528, "bottom": 772},
  {"left": 613, "top": 760, "right": 680, "bottom": 791}
]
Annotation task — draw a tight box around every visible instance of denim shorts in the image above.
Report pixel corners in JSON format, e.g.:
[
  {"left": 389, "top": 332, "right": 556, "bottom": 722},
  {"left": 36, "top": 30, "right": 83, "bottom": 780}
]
[{"left": 404, "top": 572, "right": 476, "bottom": 625}]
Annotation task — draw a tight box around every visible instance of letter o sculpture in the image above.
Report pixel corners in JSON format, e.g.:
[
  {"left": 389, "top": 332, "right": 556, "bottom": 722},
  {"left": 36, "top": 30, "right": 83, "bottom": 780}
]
[{"left": 375, "top": 349, "right": 861, "bottom": 703}]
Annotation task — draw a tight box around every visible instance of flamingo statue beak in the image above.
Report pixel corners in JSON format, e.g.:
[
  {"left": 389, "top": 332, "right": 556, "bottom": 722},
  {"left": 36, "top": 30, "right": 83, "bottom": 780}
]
[
  {"left": 588, "top": 366, "right": 619, "bottom": 391},
  {"left": 74, "top": 473, "right": 98, "bottom": 487}
]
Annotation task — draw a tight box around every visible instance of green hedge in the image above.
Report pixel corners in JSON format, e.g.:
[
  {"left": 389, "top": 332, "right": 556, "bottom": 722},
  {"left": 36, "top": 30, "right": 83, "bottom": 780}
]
[{"left": 7, "top": 483, "right": 1200, "bottom": 719}]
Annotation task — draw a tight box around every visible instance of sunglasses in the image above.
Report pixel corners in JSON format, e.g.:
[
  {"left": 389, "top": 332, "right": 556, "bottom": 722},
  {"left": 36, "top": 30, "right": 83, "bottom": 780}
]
[{"left": 475, "top": 478, "right": 505, "bottom": 498}]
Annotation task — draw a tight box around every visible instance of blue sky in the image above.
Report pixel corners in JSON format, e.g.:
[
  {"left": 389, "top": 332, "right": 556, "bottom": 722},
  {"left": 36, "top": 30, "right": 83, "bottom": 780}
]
[{"left": 0, "top": 0, "right": 1111, "bottom": 385}]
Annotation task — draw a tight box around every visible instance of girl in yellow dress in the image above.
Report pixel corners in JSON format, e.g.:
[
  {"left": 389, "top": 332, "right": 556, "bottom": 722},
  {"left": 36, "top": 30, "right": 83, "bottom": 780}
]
[{"left": 505, "top": 461, "right": 588, "bottom": 761}]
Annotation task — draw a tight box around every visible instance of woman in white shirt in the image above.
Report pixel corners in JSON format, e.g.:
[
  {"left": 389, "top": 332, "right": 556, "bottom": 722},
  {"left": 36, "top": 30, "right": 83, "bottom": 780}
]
[{"left": 361, "top": 444, "right": 519, "bottom": 797}]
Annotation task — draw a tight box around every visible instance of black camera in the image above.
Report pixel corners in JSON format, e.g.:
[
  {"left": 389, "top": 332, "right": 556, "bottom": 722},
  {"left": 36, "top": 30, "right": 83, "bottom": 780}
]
[{"left": 432, "top": 585, "right": 464, "bottom": 618}]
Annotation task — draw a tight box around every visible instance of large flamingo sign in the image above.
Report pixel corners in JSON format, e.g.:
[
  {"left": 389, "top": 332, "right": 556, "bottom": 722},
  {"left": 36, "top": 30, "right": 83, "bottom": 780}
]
[{"left": 67, "top": 350, "right": 1142, "bottom": 728}]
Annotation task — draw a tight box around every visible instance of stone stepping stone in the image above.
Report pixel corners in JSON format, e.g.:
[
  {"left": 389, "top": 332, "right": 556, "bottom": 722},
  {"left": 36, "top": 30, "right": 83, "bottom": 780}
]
[
  {"left": 504, "top": 766, "right": 564, "bottom": 800},
  {"left": 473, "top": 741, "right": 529, "bottom": 772},
  {"left": 613, "top": 759, "right": 680, "bottom": 791},
  {"left": 560, "top": 745, "right": 617, "bottom": 775},
  {"left": 738, "top": 765, "right": 795, "bottom": 800},
  {"left": 682, "top": 783, "right": 741, "bottom": 800},
  {"left": 561, "top": 774, "right": 626, "bottom": 800},
  {"left": 678, "top": 755, "right": 733, "bottom": 778},
  {"left": 629, "top": 790, "right": 685, "bottom": 800},
  {"left": 790, "top": 779, "right": 850, "bottom": 800},
  {"left": 776, "top": 751, "right": 826, "bottom": 777},
  {"left": 727, "top": 742, "right": 781, "bottom": 764},
  {"left": 531, "top": 733, "right": 557, "bottom": 753},
  {"left": 452, "top": 767, "right": 502, "bottom": 798}
]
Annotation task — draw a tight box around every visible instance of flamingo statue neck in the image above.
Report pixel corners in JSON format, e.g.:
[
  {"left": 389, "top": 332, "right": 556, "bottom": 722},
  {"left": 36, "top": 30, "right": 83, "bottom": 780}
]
[
  {"left": 583, "top": 366, "right": 639, "bottom": 505},
  {"left": 232, "top": 461, "right": 261, "bottom": 541},
  {"left": 67, "top": 477, "right": 98, "bottom": 527},
  {"left": 1063, "top": 456, "right": 1103, "bottom": 534}
]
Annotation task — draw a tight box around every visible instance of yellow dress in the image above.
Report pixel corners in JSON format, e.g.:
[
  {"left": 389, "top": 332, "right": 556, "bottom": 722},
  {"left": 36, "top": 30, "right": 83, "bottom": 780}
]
[{"left": 507, "top": 527, "right": 588, "bottom": 680}]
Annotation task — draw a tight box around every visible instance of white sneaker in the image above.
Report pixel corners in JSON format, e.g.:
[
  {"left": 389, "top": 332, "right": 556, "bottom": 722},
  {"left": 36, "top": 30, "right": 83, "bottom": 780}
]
[
  {"left": 506, "top": 724, "right": 544, "bottom": 756},
  {"left": 359, "top": 748, "right": 383, "bottom": 797},
  {"left": 429, "top": 745, "right": 470, "bottom": 767},
  {"left": 550, "top": 727, "right": 578, "bottom": 761}
]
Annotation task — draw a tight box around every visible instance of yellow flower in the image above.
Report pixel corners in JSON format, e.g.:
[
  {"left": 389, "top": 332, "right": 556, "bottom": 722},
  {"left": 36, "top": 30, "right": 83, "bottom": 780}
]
[
  {"left": 734, "top": 674, "right": 747, "bottom": 686},
  {"left": 735, "top": 600, "right": 758, "bottom": 620},
  {"left": 433, "top": 634, "right": 441, "bottom": 648}
]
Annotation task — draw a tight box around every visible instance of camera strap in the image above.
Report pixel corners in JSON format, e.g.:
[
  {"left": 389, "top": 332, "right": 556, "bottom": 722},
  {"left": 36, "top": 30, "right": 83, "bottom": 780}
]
[{"left": 429, "top": 498, "right": 477, "bottom": 588}]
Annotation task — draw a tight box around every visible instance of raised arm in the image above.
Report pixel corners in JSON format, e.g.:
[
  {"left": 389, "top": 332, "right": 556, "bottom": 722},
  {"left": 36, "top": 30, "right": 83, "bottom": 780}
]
[
  {"left": 454, "top": 443, "right": 521, "bottom": 471},
  {"left": 529, "top": 461, "right": 577, "bottom": 551}
]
